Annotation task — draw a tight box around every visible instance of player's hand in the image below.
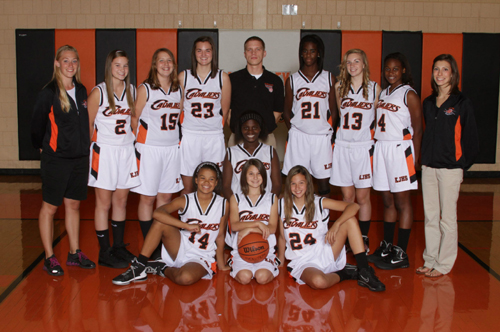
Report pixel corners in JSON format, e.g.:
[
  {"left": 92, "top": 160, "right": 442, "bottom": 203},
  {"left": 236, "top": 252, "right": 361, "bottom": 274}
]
[
  {"left": 237, "top": 228, "right": 252, "bottom": 245},
  {"left": 326, "top": 222, "right": 340, "bottom": 245},
  {"left": 257, "top": 222, "right": 270, "bottom": 240},
  {"left": 185, "top": 223, "right": 200, "bottom": 233}
]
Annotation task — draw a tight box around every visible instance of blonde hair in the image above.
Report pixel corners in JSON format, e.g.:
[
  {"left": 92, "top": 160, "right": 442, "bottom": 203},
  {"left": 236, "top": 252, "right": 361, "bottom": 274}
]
[
  {"left": 337, "top": 49, "right": 370, "bottom": 100},
  {"left": 52, "top": 45, "right": 81, "bottom": 113},
  {"left": 104, "top": 50, "right": 135, "bottom": 115},
  {"left": 284, "top": 166, "right": 315, "bottom": 224}
]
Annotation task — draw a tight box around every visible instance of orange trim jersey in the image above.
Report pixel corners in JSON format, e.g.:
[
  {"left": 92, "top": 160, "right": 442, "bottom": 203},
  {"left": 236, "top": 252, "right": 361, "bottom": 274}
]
[
  {"left": 336, "top": 81, "right": 378, "bottom": 143},
  {"left": 136, "top": 83, "right": 181, "bottom": 146},
  {"left": 375, "top": 84, "right": 416, "bottom": 141},
  {"left": 278, "top": 196, "right": 330, "bottom": 262},
  {"left": 290, "top": 70, "right": 333, "bottom": 135},
  {"left": 91, "top": 82, "right": 136, "bottom": 146},
  {"left": 181, "top": 69, "right": 224, "bottom": 134},
  {"left": 178, "top": 192, "right": 226, "bottom": 259}
]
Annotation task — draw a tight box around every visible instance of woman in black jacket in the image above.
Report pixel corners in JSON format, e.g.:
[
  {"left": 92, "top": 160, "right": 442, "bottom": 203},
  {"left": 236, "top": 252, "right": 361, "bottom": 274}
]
[
  {"left": 418, "top": 54, "right": 478, "bottom": 277},
  {"left": 31, "top": 45, "right": 95, "bottom": 276}
]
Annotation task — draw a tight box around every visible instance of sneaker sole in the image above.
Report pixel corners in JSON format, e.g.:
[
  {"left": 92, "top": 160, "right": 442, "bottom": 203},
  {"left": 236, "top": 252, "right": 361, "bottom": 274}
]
[
  {"left": 66, "top": 261, "right": 96, "bottom": 269},
  {"left": 358, "top": 280, "right": 385, "bottom": 292},
  {"left": 112, "top": 276, "right": 148, "bottom": 286},
  {"left": 374, "top": 262, "right": 410, "bottom": 270},
  {"left": 43, "top": 266, "right": 64, "bottom": 276},
  {"left": 98, "top": 260, "right": 129, "bottom": 269}
]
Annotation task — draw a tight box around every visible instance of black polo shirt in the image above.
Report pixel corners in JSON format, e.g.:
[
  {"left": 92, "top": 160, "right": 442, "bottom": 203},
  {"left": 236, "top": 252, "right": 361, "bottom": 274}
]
[{"left": 229, "top": 67, "right": 284, "bottom": 133}]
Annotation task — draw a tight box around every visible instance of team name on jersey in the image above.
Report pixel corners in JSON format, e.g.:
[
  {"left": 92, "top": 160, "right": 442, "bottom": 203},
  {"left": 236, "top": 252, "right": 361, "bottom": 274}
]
[
  {"left": 239, "top": 210, "right": 270, "bottom": 222},
  {"left": 151, "top": 99, "right": 180, "bottom": 110},
  {"left": 185, "top": 88, "right": 220, "bottom": 100},
  {"left": 234, "top": 159, "right": 271, "bottom": 174},
  {"left": 186, "top": 218, "right": 220, "bottom": 231},
  {"left": 340, "top": 98, "right": 373, "bottom": 110},
  {"left": 282, "top": 218, "right": 318, "bottom": 229},
  {"left": 295, "top": 87, "right": 328, "bottom": 100},
  {"left": 102, "top": 106, "right": 131, "bottom": 116},
  {"left": 377, "top": 100, "right": 400, "bottom": 112}
]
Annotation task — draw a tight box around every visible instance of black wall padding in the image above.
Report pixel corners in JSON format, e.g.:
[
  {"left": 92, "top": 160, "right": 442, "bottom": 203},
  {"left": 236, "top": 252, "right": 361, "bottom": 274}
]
[
  {"left": 462, "top": 33, "right": 500, "bottom": 164},
  {"left": 16, "top": 29, "right": 55, "bottom": 161},
  {"left": 95, "top": 29, "right": 137, "bottom": 86},
  {"left": 177, "top": 29, "right": 219, "bottom": 73},
  {"left": 301, "top": 30, "right": 342, "bottom": 77},
  {"left": 382, "top": 31, "right": 423, "bottom": 96}
]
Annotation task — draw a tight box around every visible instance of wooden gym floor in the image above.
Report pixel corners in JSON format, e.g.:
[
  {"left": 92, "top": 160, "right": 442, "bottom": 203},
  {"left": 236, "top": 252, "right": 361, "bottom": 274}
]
[{"left": 0, "top": 175, "right": 499, "bottom": 331}]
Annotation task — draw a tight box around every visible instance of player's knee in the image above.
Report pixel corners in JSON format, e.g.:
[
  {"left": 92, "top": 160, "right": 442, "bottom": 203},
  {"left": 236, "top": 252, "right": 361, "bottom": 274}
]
[
  {"left": 308, "top": 274, "right": 329, "bottom": 290},
  {"left": 254, "top": 270, "right": 273, "bottom": 285},
  {"left": 175, "top": 271, "right": 197, "bottom": 286},
  {"left": 236, "top": 271, "right": 253, "bottom": 285},
  {"left": 140, "top": 195, "right": 156, "bottom": 207}
]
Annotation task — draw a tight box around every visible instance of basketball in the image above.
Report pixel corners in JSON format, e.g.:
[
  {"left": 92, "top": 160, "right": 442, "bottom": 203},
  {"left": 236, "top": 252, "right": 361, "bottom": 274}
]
[{"left": 238, "top": 233, "right": 269, "bottom": 263}]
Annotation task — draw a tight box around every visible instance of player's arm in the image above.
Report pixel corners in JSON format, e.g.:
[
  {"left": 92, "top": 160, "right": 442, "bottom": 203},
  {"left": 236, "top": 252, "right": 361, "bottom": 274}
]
[
  {"left": 407, "top": 90, "right": 423, "bottom": 169},
  {"left": 178, "top": 71, "right": 186, "bottom": 113},
  {"left": 153, "top": 196, "right": 200, "bottom": 232},
  {"left": 87, "top": 87, "right": 101, "bottom": 142},
  {"left": 323, "top": 198, "right": 359, "bottom": 245},
  {"left": 282, "top": 77, "right": 293, "bottom": 130},
  {"left": 221, "top": 71, "right": 231, "bottom": 125},
  {"left": 222, "top": 151, "right": 234, "bottom": 200},
  {"left": 329, "top": 73, "right": 339, "bottom": 131},
  {"left": 277, "top": 217, "right": 286, "bottom": 265},
  {"left": 31, "top": 89, "right": 52, "bottom": 151},
  {"left": 274, "top": 74, "right": 285, "bottom": 124},
  {"left": 216, "top": 201, "right": 231, "bottom": 271},
  {"left": 132, "top": 84, "right": 147, "bottom": 135},
  {"left": 334, "top": 81, "right": 341, "bottom": 112},
  {"left": 230, "top": 195, "right": 270, "bottom": 238},
  {"left": 270, "top": 148, "right": 282, "bottom": 196}
]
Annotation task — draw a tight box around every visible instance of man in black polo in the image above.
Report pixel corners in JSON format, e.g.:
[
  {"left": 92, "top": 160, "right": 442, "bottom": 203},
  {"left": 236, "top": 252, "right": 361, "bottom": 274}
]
[{"left": 228, "top": 36, "right": 284, "bottom": 147}]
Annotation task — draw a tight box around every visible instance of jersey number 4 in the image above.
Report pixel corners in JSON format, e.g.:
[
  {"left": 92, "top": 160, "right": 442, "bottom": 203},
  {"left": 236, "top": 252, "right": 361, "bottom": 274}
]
[
  {"left": 377, "top": 114, "right": 386, "bottom": 132},
  {"left": 191, "top": 102, "right": 214, "bottom": 118},
  {"left": 289, "top": 233, "right": 317, "bottom": 250},
  {"left": 189, "top": 232, "right": 210, "bottom": 249},
  {"left": 301, "top": 102, "right": 320, "bottom": 119}
]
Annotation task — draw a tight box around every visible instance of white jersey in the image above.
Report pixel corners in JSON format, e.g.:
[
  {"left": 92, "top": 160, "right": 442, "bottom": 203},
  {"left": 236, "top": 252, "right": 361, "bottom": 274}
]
[
  {"left": 375, "top": 84, "right": 416, "bottom": 141},
  {"left": 336, "top": 81, "right": 378, "bottom": 142},
  {"left": 179, "top": 192, "right": 226, "bottom": 258},
  {"left": 230, "top": 192, "right": 276, "bottom": 251},
  {"left": 91, "top": 82, "right": 136, "bottom": 146},
  {"left": 136, "top": 83, "right": 181, "bottom": 146},
  {"left": 181, "top": 69, "right": 224, "bottom": 134},
  {"left": 278, "top": 196, "right": 330, "bottom": 262},
  {"left": 290, "top": 70, "right": 333, "bottom": 135},
  {"left": 227, "top": 143, "right": 273, "bottom": 195}
]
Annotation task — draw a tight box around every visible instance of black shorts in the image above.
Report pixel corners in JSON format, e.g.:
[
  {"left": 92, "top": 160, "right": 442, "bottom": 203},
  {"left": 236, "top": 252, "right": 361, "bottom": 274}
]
[{"left": 41, "top": 153, "right": 89, "bottom": 206}]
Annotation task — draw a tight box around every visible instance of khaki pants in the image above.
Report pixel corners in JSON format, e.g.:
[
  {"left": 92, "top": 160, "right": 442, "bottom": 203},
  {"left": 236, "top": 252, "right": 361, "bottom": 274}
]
[
  {"left": 227, "top": 132, "right": 277, "bottom": 149},
  {"left": 421, "top": 166, "right": 463, "bottom": 274}
]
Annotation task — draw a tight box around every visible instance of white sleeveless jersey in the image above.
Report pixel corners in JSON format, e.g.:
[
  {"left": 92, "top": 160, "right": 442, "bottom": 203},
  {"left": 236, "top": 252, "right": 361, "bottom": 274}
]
[
  {"left": 278, "top": 196, "right": 330, "bottom": 262},
  {"left": 227, "top": 143, "right": 273, "bottom": 195},
  {"left": 290, "top": 70, "right": 333, "bottom": 135},
  {"left": 375, "top": 84, "right": 416, "bottom": 141},
  {"left": 181, "top": 69, "right": 224, "bottom": 134},
  {"left": 179, "top": 192, "right": 226, "bottom": 257},
  {"left": 336, "top": 81, "right": 378, "bottom": 143},
  {"left": 91, "top": 82, "right": 136, "bottom": 146},
  {"left": 136, "top": 83, "right": 181, "bottom": 146},
  {"left": 231, "top": 192, "right": 276, "bottom": 251}
]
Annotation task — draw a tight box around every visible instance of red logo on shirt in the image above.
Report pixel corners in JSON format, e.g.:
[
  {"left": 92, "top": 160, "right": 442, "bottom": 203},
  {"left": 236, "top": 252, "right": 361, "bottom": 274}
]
[
  {"left": 444, "top": 107, "right": 455, "bottom": 116},
  {"left": 265, "top": 83, "right": 274, "bottom": 93}
]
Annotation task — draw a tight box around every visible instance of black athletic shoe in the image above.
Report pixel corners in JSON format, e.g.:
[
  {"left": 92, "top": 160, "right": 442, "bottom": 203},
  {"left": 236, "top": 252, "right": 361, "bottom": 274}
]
[
  {"left": 112, "top": 243, "right": 137, "bottom": 263},
  {"left": 145, "top": 259, "right": 167, "bottom": 277},
  {"left": 112, "top": 258, "right": 147, "bottom": 285},
  {"left": 358, "top": 266, "right": 385, "bottom": 292},
  {"left": 374, "top": 245, "right": 410, "bottom": 270},
  {"left": 99, "top": 248, "right": 129, "bottom": 269},
  {"left": 362, "top": 235, "right": 370, "bottom": 254},
  {"left": 342, "top": 263, "right": 359, "bottom": 280},
  {"left": 43, "top": 255, "right": 64, "bottom": 276},
  {"left": 367, "top": 240, "right": 391, "bottom": 263},
  {"left": 66, "top": 250, "right": 96, "bottom": 269}
]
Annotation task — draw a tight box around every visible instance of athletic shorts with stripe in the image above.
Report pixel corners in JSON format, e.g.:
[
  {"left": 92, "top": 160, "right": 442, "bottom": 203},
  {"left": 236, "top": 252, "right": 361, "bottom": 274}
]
[
  {"left": 373, "top": 140, "right": 417, "bottom": 192},
  {"left": 131, "top": 143, "right": 183, "bottom": 196},
  {"left": 180, "top": 129, "right": 225, "bottom": 176},
  {"left": 282, "top": 127, "right": 333, "bottom": 179},
  {"left": 330, "top": 140, "right": 374, "bottom": 188},
  {"left": 161, "top": 234, "right": 216, "bottom": 280},
  {"left": 88, "top": 142, "right": 140, "bottom": 190},
  {"left": 287, "top": 240, "right": 347, "bottom": 285}
]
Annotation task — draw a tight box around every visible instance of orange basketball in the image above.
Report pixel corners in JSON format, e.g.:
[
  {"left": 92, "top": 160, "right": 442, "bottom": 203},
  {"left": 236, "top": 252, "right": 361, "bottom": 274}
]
[{"left": 238, "top": 233, "right": 269, "bottom": 263}]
